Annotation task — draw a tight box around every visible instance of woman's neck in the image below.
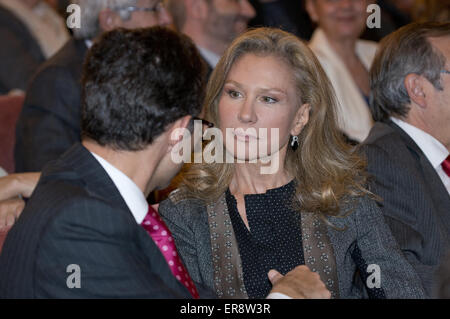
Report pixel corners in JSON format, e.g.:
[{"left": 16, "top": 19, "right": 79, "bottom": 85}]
[{"left": 229, "top": 162, "right": 292, "bottom": 196}]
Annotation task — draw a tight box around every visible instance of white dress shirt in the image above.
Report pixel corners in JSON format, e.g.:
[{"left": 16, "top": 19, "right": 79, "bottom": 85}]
[
  {"left": 90, "top": 151, "right": 292, "bottom": 299},
  {"left": 391, "top": 117, "right": 450, "bottom": 194},
  {"left": 90, "top": 152, "right": 149, "bottom": 224},
  {"left": 309, "top": 28, "right": 377, "bottom": 142},
  {"left": 197, "top": 46, "right": 220, "bottom": 69}
]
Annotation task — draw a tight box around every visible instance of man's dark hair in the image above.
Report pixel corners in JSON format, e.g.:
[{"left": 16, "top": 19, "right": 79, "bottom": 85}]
[
  {"left": 369, "top": 22, "right": 450, "bottom": 122},
  {"left": 81, "top": 26, "right": 206, "bottom": 151}
]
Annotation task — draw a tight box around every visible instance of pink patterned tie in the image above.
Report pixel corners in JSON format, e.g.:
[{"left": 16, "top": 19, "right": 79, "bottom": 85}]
[
  {"left": 442, "top": 155, "right": 450, "bottom": 178},
  {"left": 141, "top": 205, "right": 199, "bottom": 299}
]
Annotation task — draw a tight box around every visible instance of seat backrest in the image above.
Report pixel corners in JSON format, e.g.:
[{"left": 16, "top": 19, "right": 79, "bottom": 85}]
[
  {"left": 0, "top": 94, "right": 25, "bottom": 173},
  {"left": 0, "top": 227, "right": 11, "bottom": 255}
]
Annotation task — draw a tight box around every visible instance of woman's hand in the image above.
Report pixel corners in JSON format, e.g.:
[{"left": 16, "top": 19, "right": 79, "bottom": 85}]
[{"left": 0, "top": 173, "right": 41, "bottom": 230}]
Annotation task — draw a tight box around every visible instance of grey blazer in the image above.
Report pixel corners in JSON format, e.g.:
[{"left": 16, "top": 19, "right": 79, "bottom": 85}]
[{"left": 160, "top": 191, "right": 426, "bottom": 299}]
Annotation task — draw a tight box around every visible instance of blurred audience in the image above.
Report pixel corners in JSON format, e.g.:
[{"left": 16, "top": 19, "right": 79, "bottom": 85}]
[
  {"left": 248, "top": 0, "right": 314, "bottom": 41},
  {"left": 362, "top": 22, "right": 450, "bottom": 297},
  {"left": 14, "top": 0, "right": 172, "bottom": 173},
  {"left": 167, "top": 0, "right": 255, "bottom": 76},
  {"left": 306, "top": 0, "right": 377, "bottom": 143},
  {"left": 412, "top": 0, "right": 450, "bottom": 23},
  {"left": 0, "top": 0, "right": 69, "bottom": 94}
]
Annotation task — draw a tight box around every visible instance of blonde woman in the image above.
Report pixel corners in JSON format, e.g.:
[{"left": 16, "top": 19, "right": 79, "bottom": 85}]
[{"left": 159, "top": 27, "right": 424, "bottom": 299}]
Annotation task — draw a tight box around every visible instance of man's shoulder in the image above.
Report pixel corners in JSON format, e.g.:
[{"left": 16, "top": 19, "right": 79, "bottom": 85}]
[
  {"left": 362, "top": 121, "right": 415, "bottom": 159},
  {"left": 27, "top": 38, "right": 86, "bottom": 86},
  {"left": 364, "top": 121, "right": 401, "bottom": 147}
]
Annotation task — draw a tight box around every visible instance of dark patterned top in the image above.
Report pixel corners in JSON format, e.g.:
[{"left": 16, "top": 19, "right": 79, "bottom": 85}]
[{"left": 225, "top": 180, "right": 305, "bottom": 299}]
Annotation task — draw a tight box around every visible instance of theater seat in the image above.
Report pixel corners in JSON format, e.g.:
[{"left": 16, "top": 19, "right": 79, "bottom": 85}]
[
  {"left": 0, "top": 94, "right": 25, "bottom": 173},
  {"left": 0, "top": 227, "right": 11, "bottom": 254}
]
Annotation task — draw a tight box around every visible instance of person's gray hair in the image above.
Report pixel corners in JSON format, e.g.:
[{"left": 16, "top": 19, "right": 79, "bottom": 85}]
[
  {"left": 369, "top": 22, "right": 450, "bottom": 122},
  {"left": 71, "top": 0, "right": 138, "bottom": 40}
]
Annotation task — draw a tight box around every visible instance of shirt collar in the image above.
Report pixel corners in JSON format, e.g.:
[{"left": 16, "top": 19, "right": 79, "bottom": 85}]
[
  {"left": 197, "top": 46, "right": 220, "bottom": 68},
  {"left": 391, "top": 117, "right": 449, "bottom": 168},
  {"left": 85, "top": 39, "right": 93, "bottom": 49},
  {"left": 90, "top": 151, "right": 148, "bottom": 224}
]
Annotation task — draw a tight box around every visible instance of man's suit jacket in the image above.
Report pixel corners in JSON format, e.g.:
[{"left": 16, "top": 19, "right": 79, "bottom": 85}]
[
  {"left": 0, "top": 143, "right": 211, "bottom": 298},
  {"left": 14, "top": 38, "right": 87, "bottom": 173},
  {"left": 362, "top": 120, "right": 450, "bottom": 296},
  {"left": 0, "top": 5, "right": 45, "bottom": 94}
]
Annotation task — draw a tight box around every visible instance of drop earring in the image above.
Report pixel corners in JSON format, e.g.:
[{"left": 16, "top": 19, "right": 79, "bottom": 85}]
[{"left": 290, "top": 135, "right": 299, "bottom": 151}]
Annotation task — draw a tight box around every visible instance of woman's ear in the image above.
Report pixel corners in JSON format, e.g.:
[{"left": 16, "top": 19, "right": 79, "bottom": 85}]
[{"left": 291, "top": 103, "right": 311, "bottom": 136}]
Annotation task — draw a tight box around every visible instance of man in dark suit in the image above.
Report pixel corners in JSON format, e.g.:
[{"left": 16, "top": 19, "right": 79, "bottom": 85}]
[
  {"left": 0, "top": 26, "right": 319, "bottom": 299},
  {"left": 0, "top": 26, "right": 208, "bottom": 298},
  {"left": 166, "top": 0, "right": 255, "bottom": 77},
  {"left": 362, "top": 22, "right": 450, "bottom": 297},
  {"left": 14, "top": 0, "right": 173, "bottom": 172},
  {"left": 0, "top": 3, "right": 45, "bottom": 94}
]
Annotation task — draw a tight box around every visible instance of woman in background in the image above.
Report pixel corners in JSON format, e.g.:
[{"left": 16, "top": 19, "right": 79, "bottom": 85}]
[{"left": 306, "top": 0, "right": 377, "bottom": 143}]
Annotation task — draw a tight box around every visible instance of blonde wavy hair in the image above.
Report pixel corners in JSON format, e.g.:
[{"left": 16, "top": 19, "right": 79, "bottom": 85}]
[{"left": 178, "top": 28, "right": 370, "bottom": 217}]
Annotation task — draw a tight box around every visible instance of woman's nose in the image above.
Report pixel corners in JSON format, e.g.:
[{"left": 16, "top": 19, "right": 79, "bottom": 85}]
[{"left": 237, "top": 99, "right": 257, "bottom": 124}]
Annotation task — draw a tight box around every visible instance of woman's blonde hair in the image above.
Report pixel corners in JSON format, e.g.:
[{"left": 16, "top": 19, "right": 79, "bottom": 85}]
[{"left": 178, "top": 27, "right": 370, "bottom": 217}]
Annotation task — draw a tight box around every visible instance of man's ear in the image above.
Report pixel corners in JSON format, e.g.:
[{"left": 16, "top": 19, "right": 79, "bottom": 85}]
[
  {"left": 167, "top": 115, "right": 192, "bottom": 151},
  {"left": 291, "top": 103, "right": 310, "bottom": 136},
  {"left": 186, "top": 0, "right": 209, "bottom": 20},
  {"left": 98, "top": 9, "right": 122, "bottom": 32},
  {"left": 305, "top": 0, "right": 318, "bottom": 23},
  {"left": 404, "top": 73, "right": 427, "bottom": 109}
]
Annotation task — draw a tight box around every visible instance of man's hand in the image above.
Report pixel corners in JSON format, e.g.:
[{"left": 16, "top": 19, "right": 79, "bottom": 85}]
[
  {"left": 0, "top": 198, "right": 25, "bottom": 231},
  {"left": 0, "top": 173, "right": 40, "bottom": 201},
  {"left": 268, "top": 265, "right": 331, "bottom": 299},
  {"left": 0, "top": 172, "right": 40, "bottom": 230}
]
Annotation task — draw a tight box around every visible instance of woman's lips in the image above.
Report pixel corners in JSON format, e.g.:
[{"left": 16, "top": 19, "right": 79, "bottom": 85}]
[{"left": 233, "top": 129, "right": 258, "bottom": 142}]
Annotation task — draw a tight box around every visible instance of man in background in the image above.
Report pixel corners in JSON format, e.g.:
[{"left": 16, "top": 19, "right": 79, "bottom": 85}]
[
  {"left": 166, "top": 0, "right": 255, "bottom": 75},
  {"left": 14, "top": 0, "right": 172, "bottom": 173},
  {"left": 362, "top": 22, "right": 450, "bottom": 297}
]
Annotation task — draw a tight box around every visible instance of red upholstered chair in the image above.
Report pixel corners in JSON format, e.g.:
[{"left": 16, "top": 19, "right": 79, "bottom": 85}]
[
  {"left": 0, "top": 94, "right": 25, "bottom": 173},
  {"left": 0, "top": 227, "right": 11, "bottom": 254}
]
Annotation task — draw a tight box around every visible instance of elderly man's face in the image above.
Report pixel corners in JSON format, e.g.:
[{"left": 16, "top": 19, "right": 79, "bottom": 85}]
[
  {"left": 121, "top": 0, "right": 172, "bottom": 28},
  {"left": 205, "top": 0, "right": 255, "bottom": 46}
]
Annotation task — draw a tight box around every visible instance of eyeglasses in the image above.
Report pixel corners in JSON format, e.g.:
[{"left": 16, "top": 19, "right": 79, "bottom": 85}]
[
  {"left": 187, "top": 116, "right": 214, "bottom": 136},
  {"left": 192, "top": 117, "right": 214, "bottom": 128},
  {"left": 441, "top": 70, "right": 450, "bottom": 75},
  {"left": 113, "top": 1, "right": 165, "bottom": 16}
]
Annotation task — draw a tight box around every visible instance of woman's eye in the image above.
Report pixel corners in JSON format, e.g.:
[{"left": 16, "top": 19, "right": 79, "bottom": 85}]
[
  {"left": 261, "top": 96, "right": 277, "bottom": 104},
  {"left": 228, "top": 90, "right": 242, "bottom": 99}
]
